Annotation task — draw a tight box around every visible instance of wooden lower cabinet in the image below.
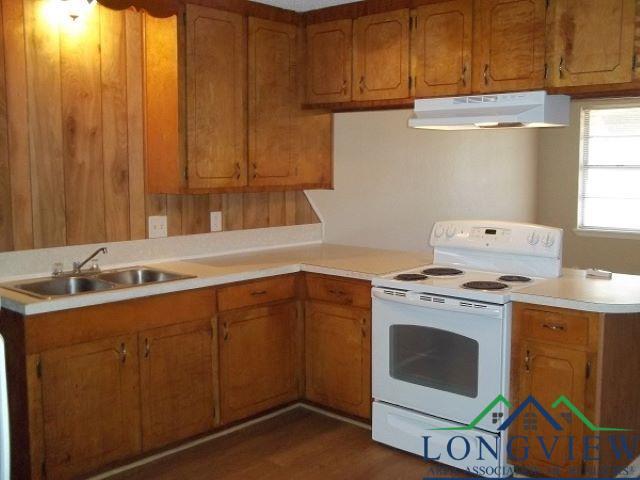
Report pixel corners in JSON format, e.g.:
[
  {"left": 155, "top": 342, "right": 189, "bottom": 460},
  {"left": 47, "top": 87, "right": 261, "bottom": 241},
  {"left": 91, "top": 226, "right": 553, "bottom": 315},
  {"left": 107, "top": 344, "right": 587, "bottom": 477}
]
[
  {"left": 139, "top": 320, "right": 216, "bottom": 451},
  {"left": 39, "top": 335, "right": 142, "bottom": 479},
  {"left": 511, "top": 341, "right": 588, "bottom": 476},
  {"left": 305, "top": 301, "right": 371, "bottom": 419},
  {"left": 219, "top": 301, "right": 300, "bottom": 424}
]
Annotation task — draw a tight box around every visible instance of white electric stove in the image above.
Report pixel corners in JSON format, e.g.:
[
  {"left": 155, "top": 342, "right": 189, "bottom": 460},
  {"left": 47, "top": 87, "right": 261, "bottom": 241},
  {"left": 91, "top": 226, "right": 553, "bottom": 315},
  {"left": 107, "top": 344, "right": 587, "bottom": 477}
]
[{"left": 371, "top": 221, "right": 563, "bottom": 477}]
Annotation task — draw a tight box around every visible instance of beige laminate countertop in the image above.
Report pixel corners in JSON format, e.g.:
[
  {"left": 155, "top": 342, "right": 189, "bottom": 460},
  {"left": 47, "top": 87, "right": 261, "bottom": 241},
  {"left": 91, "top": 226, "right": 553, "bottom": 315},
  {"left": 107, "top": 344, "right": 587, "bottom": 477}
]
[
  {"left": 0, "top": 244, "right": 432, "bottom": 315},
  {"left": 0, "top": 243, "right": 639, "bottom": 315}
]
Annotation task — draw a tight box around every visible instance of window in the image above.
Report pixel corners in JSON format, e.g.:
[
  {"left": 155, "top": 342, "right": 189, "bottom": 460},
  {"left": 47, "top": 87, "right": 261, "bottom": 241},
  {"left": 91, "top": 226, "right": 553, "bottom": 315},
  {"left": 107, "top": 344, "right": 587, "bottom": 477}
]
[{"left": 578, "top": 106, "right": 640, "bottom": 235}]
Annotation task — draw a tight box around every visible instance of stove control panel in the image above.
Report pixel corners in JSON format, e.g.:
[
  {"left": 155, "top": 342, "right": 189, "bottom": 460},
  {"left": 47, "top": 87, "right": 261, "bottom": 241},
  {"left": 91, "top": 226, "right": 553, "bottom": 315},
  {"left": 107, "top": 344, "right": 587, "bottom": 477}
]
[{"left": 430, "top": 221, "right": 563, "bottom": 259}]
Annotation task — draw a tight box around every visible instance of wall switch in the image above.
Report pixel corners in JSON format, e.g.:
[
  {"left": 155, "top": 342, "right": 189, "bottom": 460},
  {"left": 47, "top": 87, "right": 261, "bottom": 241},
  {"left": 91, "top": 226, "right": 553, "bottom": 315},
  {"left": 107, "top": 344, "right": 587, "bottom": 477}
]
[
  {"left": 148, "top": 216, "right": 168, "bottom": 239},
  {"left": 210, "top": 211, "right": 223, "bottom": 232}
]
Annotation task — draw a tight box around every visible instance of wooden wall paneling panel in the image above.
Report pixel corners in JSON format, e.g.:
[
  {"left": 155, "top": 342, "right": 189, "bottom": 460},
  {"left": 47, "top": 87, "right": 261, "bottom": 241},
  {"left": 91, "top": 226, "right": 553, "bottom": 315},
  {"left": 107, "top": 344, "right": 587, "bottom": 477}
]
[
  {"left": 24, "top": 0, "right": 67, "bottom": 248},
  {"left": 101, "top": 6, "right": 131, "bottom": 242},
  {"left": 185, "top": 5, "right": 247, "bottom": 190},
  {"left": 268, "top": 192, "right": 285, "bottom": 227},
  {"left": 60, "top": 5, "right": 106, "bottom": 245},
  {"left": 284, "top": 191, "right": 297, "bottom": 225},
  {"left": 2, "top": 0, "right": 33, "bottom": 250},
  {"left": 166, "top": 194, "right": 183, "bottom": 236},
  {"left": 0, "top": 2, "right": 13, "bottom": 252},
  {"left": 295, "top": 191, "right": 318, "bottom": 224},
  {"left": 413, "top": 0, "right": 473, "bottom": 98},
  {"left": 243, "top": 192, "right": 270, "bottom": 229},
  {"left": 125, "top": 9, "right": 147, "bottom": 240},
  {"left": 222, "top": 192, "right": 244, "bottom": 230},
  {"left": 473, "top": 0, "right": 546, "bottom": 93},
  {"left": 144, "top": 14, "right": 182, "bottom": 194},
  {"left": 181, "top": 194, "right": 210, "bottom": 234}
]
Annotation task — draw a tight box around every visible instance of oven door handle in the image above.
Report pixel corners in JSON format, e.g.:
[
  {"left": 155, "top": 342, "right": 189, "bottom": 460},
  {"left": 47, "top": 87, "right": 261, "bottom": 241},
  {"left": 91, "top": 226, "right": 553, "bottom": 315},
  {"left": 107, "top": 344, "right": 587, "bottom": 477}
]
[{"left": 371, "top": 287, "right": 504, "bottom": 318}]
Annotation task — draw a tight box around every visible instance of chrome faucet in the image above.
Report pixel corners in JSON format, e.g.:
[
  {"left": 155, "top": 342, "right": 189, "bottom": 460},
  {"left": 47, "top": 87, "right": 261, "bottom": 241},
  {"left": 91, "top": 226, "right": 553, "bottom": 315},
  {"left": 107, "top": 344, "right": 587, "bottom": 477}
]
[{"left": 72, "top": 247, "right": 108, "bottom": 274}]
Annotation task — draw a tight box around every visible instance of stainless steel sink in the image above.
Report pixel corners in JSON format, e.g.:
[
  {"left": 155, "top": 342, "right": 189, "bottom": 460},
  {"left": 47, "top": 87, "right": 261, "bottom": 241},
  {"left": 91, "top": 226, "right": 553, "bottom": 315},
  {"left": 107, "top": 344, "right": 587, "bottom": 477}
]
[
  {"left": 2, "top": 267, "right": 194, "bottom": 300},
  {"left": 8, "top": 276, "right": 116, "bottom": 299},
  {"left": 97, "top": 268, "right": 187, "bottom": 285}
]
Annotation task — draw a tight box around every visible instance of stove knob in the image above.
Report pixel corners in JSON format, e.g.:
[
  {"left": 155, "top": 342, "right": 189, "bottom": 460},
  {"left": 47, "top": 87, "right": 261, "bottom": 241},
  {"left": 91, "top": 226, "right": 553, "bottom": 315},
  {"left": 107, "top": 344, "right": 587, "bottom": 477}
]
[
  {"left": 446, "top": 226, "right": 457, "bottom": 239},
  {"left": 434, "top": 225, "right": 445, "bottom": 238},
  {"left": 543, "top": 234, "right": 555, "bottom": 248},
  {"left": 527, "top": 232, "right": 540, "bottom": 245}
]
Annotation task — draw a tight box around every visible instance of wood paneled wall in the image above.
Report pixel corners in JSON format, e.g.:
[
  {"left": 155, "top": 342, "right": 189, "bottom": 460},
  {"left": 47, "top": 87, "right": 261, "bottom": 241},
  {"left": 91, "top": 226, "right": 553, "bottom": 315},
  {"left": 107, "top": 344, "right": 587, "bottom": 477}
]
[{"left": 0, "top": 0, "right": 320, "bottom": 253}]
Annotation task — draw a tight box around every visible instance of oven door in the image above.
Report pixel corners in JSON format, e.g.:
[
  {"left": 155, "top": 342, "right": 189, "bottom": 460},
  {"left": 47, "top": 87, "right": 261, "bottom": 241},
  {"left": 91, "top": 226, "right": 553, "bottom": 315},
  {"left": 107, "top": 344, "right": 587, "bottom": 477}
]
[{"left": 372, "top": 288, "right": 509, "bottom": 432}]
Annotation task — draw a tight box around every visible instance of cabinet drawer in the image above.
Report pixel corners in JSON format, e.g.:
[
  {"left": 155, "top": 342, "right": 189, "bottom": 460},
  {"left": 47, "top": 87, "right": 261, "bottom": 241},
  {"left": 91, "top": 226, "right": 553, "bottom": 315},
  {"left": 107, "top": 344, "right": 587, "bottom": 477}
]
[
  {"left": 306, "top": 274, "right": 371, "bottom": 308},
  {"left": 523, "top": 307, "right": 590, "bottom": 346},
  {"left": 217, "top": 275, "right": 297, "bottom": 312}
]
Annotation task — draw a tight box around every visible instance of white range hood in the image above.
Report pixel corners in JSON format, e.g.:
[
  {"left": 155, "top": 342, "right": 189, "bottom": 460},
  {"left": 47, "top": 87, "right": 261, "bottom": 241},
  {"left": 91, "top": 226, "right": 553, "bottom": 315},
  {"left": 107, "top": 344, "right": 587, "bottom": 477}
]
[{"left": 409, "top": 90, "right": 570, "bottom": 130}]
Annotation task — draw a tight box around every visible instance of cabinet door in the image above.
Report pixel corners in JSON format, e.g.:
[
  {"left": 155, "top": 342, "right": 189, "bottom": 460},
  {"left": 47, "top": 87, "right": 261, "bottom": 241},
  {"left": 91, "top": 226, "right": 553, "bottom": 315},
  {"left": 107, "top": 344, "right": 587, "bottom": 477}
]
[
  {"left": 306, "top": 19, "right": 353, "bottom": 104},
  {"left": 353, "top": 9, "right": 411, "bottom": 101},
  {"left": 219, "top": 302, "right": 299, "bottom": 424},
  {"left": 305, "top": 301, "right": 371, "bottom": 419},
  {"left": 472, "top": 0, "right": 546, "bottom": 93},
  {"left": 186, "top": 5, "right": 247, "bottom": 189},
  {"left": 40, "top": 336, "right": 141, "bottom": 479},
  {"left": 248, "top": 18, "right": 299, "bottom": 187},
  {"left": 511, "top": 342, "right": 587, "bottom": 475},
  {"left": 546, "top": 0, "right": 636, "bottom": 87},
  {"left": 413, "top": 0, "right": 473, "bottom": 98},
  {"left": 139, "top": 320, "right": 216, "bottom": 451}
]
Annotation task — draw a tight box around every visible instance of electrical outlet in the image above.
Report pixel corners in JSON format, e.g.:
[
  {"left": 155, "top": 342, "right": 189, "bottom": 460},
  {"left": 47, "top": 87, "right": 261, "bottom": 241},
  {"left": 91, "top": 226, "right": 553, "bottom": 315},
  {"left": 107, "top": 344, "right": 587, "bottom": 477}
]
[
  {"left": 210, "top": 211, "right": 222, "bottom": 232},
  {"left": 148, "top": 216, "right": 168, "bottom": 239}
]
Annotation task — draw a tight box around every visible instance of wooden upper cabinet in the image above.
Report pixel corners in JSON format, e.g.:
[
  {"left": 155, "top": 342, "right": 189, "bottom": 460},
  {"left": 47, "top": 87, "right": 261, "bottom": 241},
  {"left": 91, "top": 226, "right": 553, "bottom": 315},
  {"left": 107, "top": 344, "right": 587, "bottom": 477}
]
[
  {"left": 139, "top": 320, "right": 216, "bottom": 452},
  {"left": 219, "top": 302, "right": 300, "bottom": 424},
  {"left": 472, "top": 0, "right": 546, "bottom": 93},
  {"left": 185, "top": 5, "right": 247, "bottom": 189},
  {"left": 546, "top": 0, "right": 637, "bottom": 87},
  {"left": 39, "top": 335, "right": 141, "bottom": 479},
  {"left": 413, "top": 0, "right": 473, "bottom": 98},
  {"left": 248, "top": 18, "right": 299, "bottom": 187},
  {"left": 353, "top": 9, "right": 411, "bottom": 101},
  {"left": 306, "top": 19, "right": 353, "bottom": 103}
]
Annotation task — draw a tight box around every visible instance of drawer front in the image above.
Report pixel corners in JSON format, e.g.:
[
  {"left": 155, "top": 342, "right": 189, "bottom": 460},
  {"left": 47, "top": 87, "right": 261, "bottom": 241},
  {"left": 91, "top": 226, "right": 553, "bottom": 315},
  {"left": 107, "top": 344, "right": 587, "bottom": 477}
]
[
  {"left": 217, "top": 275, "right": 297, "bottom": 312},
  {"left": 306, "top": 274, "right": 371, "bottom": 308},
  {"left": 523, "top": 307, "right": 590, "bottom": 346}
]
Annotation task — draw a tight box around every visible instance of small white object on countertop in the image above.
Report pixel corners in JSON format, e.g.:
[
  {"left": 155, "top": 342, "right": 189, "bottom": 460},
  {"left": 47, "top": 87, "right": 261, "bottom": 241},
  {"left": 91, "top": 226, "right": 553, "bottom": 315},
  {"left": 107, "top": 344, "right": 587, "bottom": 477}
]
[{"left": 586, "top": 268, "right": 613, "bottom": 280}]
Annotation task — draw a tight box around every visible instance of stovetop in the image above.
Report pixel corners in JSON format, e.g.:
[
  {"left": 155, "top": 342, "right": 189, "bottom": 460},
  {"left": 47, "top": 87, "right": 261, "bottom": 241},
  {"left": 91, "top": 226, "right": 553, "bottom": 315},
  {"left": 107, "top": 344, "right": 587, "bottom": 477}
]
[{"left": 372, "top": 264, "right": 543, "bottom": 304}]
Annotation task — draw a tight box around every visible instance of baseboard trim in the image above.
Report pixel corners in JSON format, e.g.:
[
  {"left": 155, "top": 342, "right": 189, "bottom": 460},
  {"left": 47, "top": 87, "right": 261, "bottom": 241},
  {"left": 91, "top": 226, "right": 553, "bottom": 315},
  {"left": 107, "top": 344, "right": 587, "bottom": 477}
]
[{"left": 90, "top": 403, "right": 369, "bottom": 479}]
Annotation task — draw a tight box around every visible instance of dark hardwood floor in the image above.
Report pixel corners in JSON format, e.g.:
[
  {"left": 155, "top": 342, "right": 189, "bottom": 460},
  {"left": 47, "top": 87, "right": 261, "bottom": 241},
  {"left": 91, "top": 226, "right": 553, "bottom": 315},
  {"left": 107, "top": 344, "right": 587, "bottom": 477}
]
[{"left": 107, "top": 408, "right": 466, "bottom": 480}]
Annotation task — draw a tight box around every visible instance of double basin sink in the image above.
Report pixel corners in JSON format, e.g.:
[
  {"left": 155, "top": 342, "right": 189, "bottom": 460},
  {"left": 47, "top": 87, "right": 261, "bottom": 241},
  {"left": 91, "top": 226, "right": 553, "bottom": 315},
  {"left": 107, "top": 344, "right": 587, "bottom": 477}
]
[{"left": 4, "top": 267, "right": 194, "bottom": 300}]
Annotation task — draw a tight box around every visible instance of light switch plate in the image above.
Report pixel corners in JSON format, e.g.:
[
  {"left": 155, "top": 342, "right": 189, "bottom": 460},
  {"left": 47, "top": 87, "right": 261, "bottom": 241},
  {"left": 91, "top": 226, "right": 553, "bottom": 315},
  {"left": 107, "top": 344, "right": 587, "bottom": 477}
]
[
  {"left": 210, "top": 211, "right": 222, "bottom": 232},
  {"left": 148, "top": 216, "right": 168, "bottom": 239}
]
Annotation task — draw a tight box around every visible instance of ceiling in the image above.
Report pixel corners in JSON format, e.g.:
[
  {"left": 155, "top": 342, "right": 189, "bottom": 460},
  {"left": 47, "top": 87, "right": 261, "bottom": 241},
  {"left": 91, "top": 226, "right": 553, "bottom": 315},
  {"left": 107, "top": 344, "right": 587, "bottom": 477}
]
[{"left": 252, "top": 0, "right": 354, "bottom": 12}]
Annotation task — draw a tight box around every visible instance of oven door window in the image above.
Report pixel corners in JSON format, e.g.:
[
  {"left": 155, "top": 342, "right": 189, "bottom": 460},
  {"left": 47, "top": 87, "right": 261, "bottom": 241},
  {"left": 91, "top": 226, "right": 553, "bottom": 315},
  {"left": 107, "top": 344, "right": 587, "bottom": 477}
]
[{"left": 389, "top": 325, "right": 479, "bottom": 398}]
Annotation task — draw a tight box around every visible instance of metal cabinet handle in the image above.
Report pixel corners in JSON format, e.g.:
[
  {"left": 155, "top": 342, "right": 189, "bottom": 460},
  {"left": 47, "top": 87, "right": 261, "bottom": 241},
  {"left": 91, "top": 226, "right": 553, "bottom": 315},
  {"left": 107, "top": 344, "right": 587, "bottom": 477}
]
[
  {"left": 252, "top": 162, "right": 258, "bottom": 179},
  {"left": 483, "top": 64, "right": 490, "bottom": 85},
  {"left": 328, "top": 288, "right": 347, "bottom": 296},
  {"left": 144, "top": 338, "right": 150, "bottom": 358},
  {"left": 342, "top": 78, "right": 348, "bottom": 94},
  {"left": 559, "top": 56, "right": 565, "bottom": 79},
  {"left": 235, "top": 162, "right": 241, "bottom": 180},
  {"left": 461, "top": 64, "right": 467, "bottom": 87},
  {"left": 251, "top": 290, "right": 267, "bottom": 296},
  {"left": 223, "top": 322, "right": 229, "bottom": 341},
  {"left": 120, "top": 343, "right": 127, "bottom": 364},
  {"left": 542, "top": 323, "right": 566, "bottom": 332},
  {"left": 525, "top": 349, "right": 530, "bottom": 372},
  {"left": 359, "top": 75, "right": 365, "bottom": 93}
]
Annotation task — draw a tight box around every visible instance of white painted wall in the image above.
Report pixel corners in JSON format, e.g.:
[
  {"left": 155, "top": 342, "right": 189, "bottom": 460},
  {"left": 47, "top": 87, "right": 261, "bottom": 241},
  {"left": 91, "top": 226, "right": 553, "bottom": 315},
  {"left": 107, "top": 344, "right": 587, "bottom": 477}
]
[{"left": 307, "top": 109, "right": 539, "bottom": 252}]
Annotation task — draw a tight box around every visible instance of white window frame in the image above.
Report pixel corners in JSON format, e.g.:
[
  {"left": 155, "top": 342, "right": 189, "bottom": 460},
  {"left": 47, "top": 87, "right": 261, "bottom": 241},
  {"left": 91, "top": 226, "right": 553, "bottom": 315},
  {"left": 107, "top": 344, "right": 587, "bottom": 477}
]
[{"left": 575, "top": 104, "right": 640, "bottom": 240}]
